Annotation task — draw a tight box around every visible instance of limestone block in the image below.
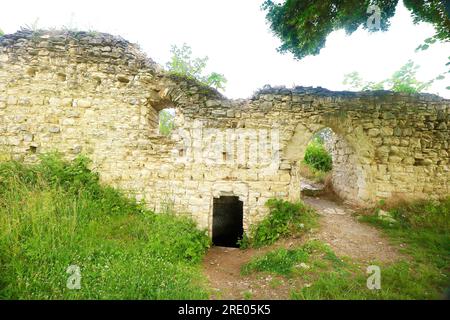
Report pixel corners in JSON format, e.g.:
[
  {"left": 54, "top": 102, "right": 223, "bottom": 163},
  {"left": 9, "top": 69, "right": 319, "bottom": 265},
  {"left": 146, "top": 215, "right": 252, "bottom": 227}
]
[
  {"left": 380, "top": 126, "right": 394, "bottom": 136},
  {"left": 367, "top": 128, "right": 380, "bottom": 137},
  {"left": 7, "top": 96, "right": 17, "bottom": 105},
  {"left": 73, "top": 98, "right": 92, "bottom": 108},
  {"left": 402, "top": 157, "right": 415, "bottom": 165},
  {"left": 48, "top": 126, "right": 61, "bottom": 133}
]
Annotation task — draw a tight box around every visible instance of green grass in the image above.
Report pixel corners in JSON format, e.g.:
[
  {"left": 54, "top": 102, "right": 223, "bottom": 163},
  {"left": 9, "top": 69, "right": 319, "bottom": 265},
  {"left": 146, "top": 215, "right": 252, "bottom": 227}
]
[
  {"left": 0, "top": 154, "right": 210, "bottom": 299},
  {"left": 242, "top": 232, "right": 449, "bottom": 300},
  {"left": 242, "top": 291, "right": 253, "bottom": 300},
  {"left": 360, "top": 198, "right": 450, "bottom": 269},
  {"left": 241, "top": 248, "right": 309, "bottom": 276},
  {"left": 2, "top": 153, "right": 447, "bottom": 300},
  {"left": 292, "top": 260, "right": 447, "bottom": 300},
  {"left": 293, "top": 198, "right": 450, "bottom": 300},
  {"left": 239, "top": 199, "right": 318, "bottom": 248},
  {"left": 241, "top": 240, "right": 348, "bottom": 277},
  {"left": 299, "top": 163, "right": 329, "bottom": 184}
]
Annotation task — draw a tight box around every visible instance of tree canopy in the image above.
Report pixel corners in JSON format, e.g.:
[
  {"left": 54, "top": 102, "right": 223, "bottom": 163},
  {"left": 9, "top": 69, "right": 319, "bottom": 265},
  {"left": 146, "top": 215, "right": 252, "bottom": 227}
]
[{"left": 262, "top": 0, "right": 450, "bottom": 60}]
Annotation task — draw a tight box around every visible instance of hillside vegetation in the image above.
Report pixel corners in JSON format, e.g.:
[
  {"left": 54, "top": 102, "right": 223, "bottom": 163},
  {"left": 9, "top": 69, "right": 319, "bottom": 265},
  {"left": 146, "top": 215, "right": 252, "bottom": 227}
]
[
  {"left": 0, "top": 154, "right": 210, "bottom": 299},
  {"left": 241, "top": 198, "right": 450, "bottom": 299}
]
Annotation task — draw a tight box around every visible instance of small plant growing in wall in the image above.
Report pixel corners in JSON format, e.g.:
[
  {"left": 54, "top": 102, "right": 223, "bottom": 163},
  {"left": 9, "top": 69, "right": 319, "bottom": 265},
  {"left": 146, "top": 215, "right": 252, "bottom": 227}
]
[
  {"left": 166, "top": 43, "right": 227, "bottom": 91},
  {"left": 343, "top": 60, "right": 447, "bottom": 94},
  {"left": 20, "top": 18, "right": 44, "bottom": 40}
]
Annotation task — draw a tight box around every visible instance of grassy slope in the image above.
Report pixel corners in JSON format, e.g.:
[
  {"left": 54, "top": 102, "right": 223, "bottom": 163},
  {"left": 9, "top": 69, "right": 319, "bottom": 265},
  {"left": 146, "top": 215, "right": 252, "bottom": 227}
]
[
  {"left": 241, "top": 199, "right": 450, "bottom": 300},
  {"left": 0, "top": 154, "right": 210, "bottom": 299},
  {"left": 360, "top": 199, "right": 449, "bottom": 270}
]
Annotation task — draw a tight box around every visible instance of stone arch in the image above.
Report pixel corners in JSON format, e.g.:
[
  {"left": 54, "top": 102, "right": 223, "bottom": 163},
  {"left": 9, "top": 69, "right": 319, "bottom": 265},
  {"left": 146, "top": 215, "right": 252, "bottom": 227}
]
[
  {"left": 283, "top": 120, "right": 376, "bottom": 205},
  {"left": 145, "top": 75, "right": 227, "bottom": 136}
]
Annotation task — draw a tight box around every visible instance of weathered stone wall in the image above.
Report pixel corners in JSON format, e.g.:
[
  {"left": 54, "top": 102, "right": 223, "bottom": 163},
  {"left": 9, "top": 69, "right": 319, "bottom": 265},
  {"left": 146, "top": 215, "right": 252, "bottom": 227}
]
[{"left": 1, "top": 30, "right": 449, "bottom": 233}]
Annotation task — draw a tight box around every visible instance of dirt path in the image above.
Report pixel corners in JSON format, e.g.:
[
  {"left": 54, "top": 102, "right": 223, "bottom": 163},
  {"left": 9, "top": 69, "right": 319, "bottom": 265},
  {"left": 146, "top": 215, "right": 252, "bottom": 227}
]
[
  {"left": 303, "top": 196, "right": 400, "bottom": 263},
  {"left": 203, "top": 246, "right": 293, "bottom": 299},
  {"left": 202, "top": 196, "right": 401, "bottom": 300}
]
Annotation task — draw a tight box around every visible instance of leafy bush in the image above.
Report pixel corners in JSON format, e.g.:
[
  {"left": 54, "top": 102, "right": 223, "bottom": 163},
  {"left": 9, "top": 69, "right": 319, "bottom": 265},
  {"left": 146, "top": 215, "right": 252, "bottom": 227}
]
[
  {"left": 303, "top": 139, "right": 332, "bottom": 172},
  {"left": 0, "top": 153, "right": 140, "bottom": 215},
  {"left": 0, "top": 154, "right": 210, "bottom": 299},
  {"left": 239, "top": 199, "right": 318, "bottom": 248}
]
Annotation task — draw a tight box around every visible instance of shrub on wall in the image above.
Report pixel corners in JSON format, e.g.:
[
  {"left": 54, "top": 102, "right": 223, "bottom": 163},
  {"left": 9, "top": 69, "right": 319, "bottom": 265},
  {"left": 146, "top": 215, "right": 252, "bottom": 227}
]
[{"left": 239, "top": 199, "right": 318, "bottom": 248}]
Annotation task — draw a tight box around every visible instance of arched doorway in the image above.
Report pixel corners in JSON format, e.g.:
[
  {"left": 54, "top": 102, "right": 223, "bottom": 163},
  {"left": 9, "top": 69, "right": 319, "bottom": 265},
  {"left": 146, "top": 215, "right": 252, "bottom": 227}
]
[{"left": 285, "top": 124, "right": 371, "bottom": 205}]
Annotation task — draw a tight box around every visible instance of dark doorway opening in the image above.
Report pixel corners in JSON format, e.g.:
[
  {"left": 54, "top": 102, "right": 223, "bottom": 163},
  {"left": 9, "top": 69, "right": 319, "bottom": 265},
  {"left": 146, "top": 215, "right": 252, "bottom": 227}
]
[{"left": 212, "top": 196, "right": 243, "bottom": 248}]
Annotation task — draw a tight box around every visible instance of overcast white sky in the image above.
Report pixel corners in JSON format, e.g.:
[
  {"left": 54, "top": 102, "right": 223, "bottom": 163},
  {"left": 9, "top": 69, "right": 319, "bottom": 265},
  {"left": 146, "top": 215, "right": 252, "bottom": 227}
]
[{"left": 1, "top": 0, "right": 449, "bottom": 98}]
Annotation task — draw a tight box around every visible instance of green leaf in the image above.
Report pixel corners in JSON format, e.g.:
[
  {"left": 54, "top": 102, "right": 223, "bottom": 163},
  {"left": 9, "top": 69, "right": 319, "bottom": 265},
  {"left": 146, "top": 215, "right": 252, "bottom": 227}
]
[{"left": 262, "top": 1, "right": 449, "bottom": 59}]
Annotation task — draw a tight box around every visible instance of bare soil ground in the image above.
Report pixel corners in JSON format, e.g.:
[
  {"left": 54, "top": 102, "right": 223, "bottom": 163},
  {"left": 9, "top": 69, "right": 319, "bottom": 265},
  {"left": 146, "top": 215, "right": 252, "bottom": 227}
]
[{"left": 202, "top": 195, "right": 401, "bottom": 300}]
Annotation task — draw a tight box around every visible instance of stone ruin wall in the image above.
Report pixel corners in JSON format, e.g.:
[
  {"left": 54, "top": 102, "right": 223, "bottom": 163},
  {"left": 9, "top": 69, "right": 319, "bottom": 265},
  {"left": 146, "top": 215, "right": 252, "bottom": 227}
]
[{"left": 0, "top": 31, "right": 449, "bottom": 233}]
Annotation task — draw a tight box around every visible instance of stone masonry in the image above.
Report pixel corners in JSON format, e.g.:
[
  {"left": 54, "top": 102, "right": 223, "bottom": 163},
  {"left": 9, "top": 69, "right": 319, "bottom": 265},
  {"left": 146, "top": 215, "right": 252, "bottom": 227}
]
[{"left": 0, "top": 30, "right": 449, "bottom": 233}]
